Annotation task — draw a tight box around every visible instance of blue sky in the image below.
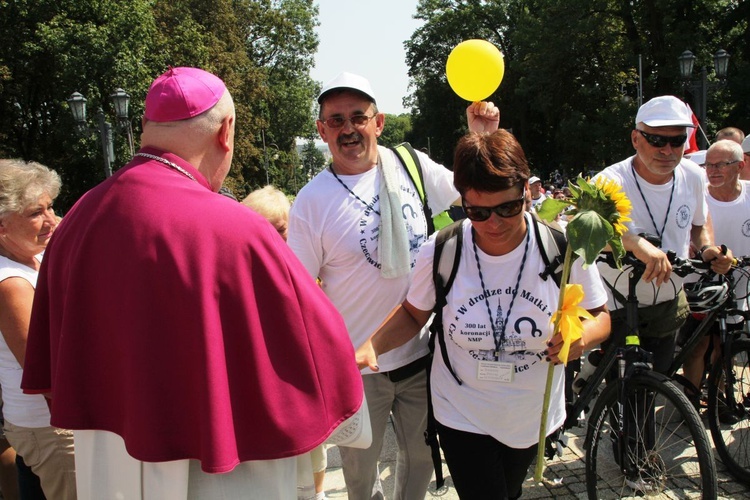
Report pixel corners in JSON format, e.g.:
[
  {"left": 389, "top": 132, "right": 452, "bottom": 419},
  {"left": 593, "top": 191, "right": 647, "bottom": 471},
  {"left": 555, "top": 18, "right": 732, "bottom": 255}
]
[{"left": 311, "top": 0, "right": 423, "bottom": 115}]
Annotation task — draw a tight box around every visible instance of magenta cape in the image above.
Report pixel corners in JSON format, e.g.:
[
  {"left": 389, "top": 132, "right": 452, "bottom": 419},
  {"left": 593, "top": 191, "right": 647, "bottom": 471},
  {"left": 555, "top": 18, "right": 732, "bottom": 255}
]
[{"left": 22, "top": 149, "right": 363, "bottom": 473}]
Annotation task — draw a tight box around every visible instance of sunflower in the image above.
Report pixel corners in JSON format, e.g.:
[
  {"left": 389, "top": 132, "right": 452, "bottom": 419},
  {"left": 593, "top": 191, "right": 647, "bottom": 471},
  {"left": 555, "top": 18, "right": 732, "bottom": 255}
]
[{"left": 594, "top": 177, "right": 632, "bottom": 235}]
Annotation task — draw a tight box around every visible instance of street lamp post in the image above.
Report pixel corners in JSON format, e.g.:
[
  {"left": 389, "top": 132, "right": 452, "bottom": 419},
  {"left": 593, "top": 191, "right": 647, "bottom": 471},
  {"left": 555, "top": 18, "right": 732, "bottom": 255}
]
[
  {"left": 261, "top": 129, "right": 280, "bottom": 186},
  {"left": 678, "top": 49, "right": 730, "bottom": 149},
  {"left": 67, "top": 89, "right": 135, "bottom": 177},
  {"left": 261, "top": 129, "right": 270, "bottom": 185}
]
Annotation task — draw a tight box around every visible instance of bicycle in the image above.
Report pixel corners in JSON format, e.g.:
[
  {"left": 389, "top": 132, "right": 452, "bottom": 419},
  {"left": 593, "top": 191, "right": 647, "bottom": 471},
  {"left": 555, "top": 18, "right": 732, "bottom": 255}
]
[
  {"left": 667, "top": 255, "right": 750, "bottom": 484},
  {"left": 556, "top": 248, "right": 718, "bottom": 498}
]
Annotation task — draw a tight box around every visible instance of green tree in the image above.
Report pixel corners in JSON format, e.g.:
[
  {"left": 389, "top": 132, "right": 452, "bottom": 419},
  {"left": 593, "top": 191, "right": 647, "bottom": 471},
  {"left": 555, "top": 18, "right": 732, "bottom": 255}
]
[
  {"left": 379, "top": 113, "right": 412, "bottom": 147},
  {"left": 300, "top": 139, "right": 326, "bottom": 186},
  {"left": 242, "top": 0, "right": 320, "bottom": 196},
  {"left": 405, "top": 0, "right": 748, "bottom": 179},
  {"left": 0, "top": 0, "right": 321, "bottom": 209},
  {"left": 0, "top": 0, "right": 160, "bottom": 209}
]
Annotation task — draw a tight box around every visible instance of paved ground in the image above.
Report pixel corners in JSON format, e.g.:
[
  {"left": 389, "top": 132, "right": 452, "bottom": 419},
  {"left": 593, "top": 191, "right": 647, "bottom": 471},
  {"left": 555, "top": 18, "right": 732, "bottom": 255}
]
[{"left": 320, "top": 415, "right": 750, "bottom": 499}]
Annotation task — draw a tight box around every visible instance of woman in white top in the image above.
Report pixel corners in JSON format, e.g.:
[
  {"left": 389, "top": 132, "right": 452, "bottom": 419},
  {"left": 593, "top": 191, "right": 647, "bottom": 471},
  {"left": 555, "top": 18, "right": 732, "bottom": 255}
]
[
  {"left": 0, "top": 159, "right": 76, "bottom": 499},
  {"left": 357, "top": 130, "right": 610, "bottom": 499}
]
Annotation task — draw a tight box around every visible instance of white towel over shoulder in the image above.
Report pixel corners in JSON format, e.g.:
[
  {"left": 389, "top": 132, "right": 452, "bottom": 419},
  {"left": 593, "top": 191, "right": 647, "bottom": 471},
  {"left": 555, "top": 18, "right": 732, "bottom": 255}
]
[{"left": 378, "top": 146, "right": 410, "bottom": 279}]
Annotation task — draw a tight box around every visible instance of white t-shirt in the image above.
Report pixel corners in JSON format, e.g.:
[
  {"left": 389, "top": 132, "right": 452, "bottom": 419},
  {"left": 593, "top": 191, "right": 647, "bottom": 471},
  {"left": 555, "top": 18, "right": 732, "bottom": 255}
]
[
  {"left": 531, "top": 192, "right": 547, "bottom": 210},
  {"left": 0, "top": 254, "right": 51, "bottom": 428},
  {"left": 595, "top": 156, "right": 708, "bottom": 310},
  {"left": 707, "top": 181, "right": 750, "bottom": 323},
  {"left": 407, "top": 215, "right": 607, "bottom": 447},
  {"left": 288, "top": 146, "right": 458, "bottom": 374}
]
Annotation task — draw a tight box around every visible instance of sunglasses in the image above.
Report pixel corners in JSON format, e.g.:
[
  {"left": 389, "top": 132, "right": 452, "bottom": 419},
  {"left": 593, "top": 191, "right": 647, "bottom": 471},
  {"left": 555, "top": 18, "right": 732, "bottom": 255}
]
[
  {"left": 637, "top": 130, "right": 687, "bottom": 149},
  {"left": 462, "top": 189, "right": 526, "bottom": 221},
  {"left": 320, "top": 114, "right": 377, "bottom": 129}
]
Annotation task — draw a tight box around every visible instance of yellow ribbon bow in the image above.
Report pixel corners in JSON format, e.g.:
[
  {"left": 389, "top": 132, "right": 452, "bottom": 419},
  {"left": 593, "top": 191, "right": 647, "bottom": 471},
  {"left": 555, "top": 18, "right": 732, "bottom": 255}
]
[{"left": 550, "top": 284, "right": 594, "bottom": 365}]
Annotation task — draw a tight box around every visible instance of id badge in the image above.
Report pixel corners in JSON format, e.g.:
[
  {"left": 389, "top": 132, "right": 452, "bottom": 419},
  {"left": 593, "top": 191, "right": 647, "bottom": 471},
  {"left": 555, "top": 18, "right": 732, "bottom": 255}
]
[{"left": 477, "top": 360, "right": 515, "bottom": 383}]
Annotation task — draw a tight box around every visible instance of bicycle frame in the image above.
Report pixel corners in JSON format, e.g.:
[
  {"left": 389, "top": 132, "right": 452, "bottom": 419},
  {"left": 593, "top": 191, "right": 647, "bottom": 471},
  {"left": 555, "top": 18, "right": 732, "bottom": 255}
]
[{"left": 564, "top": 257, "right": 650, "bottom": 430}]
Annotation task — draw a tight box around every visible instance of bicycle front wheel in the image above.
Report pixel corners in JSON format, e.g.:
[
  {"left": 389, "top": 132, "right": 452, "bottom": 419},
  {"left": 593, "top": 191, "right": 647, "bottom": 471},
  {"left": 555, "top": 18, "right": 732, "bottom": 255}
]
[
  {"left": 707, "top": 337, "right": 750, "bottom": 484},
  {"left": 585, "top": 372, "right": 717, "bottom": 499}
]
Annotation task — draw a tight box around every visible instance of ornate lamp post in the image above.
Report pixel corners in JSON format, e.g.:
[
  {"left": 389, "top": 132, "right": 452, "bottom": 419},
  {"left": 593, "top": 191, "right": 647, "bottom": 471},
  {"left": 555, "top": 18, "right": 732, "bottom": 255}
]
[
  {"left": 67, "top": 89, "right": 135, "bottom": 177},
  {"left": 678, "top": 49, "right": 730, "bottom": 149}
]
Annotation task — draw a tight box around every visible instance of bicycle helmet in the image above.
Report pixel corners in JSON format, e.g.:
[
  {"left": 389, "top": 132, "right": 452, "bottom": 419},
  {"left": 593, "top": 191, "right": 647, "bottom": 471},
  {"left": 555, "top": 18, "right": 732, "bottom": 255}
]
[{"left": 684, "top": 280, "right": 730, "bottom": 313}]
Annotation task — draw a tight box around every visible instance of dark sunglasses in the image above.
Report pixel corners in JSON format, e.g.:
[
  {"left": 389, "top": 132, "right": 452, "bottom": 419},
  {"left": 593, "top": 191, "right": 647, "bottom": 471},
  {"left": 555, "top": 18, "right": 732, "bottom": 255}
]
[
  {"left": 462, "top": 189, "right": 526, "bottom": 221},
  {"left": 637, "top": 130, "right": 687, "bottom": 149}
]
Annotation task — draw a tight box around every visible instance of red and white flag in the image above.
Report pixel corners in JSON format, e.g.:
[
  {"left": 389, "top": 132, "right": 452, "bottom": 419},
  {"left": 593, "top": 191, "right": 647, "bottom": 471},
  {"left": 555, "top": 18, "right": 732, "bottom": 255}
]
[{"left": 685, "top": 103, "right": 701, "bottom": 154}]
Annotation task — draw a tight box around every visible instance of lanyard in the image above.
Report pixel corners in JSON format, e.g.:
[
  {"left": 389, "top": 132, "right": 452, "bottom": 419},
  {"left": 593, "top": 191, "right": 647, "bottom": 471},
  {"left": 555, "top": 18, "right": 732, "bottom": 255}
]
[
  {"left": 471, "top": 215, "right": 530, "bottom": 360},
  {"left": 631, "top": 162, "right": 675, "bottom": 239},
  {"left": 329, "top": 159, "right": 381, "bottom": 216}
]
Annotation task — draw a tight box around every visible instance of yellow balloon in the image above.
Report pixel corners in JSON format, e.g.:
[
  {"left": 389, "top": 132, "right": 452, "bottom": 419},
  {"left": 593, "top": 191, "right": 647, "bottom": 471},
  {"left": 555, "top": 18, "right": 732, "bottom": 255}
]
[{"left": 446, "top": 40, "right": 505, "bottom": 102}]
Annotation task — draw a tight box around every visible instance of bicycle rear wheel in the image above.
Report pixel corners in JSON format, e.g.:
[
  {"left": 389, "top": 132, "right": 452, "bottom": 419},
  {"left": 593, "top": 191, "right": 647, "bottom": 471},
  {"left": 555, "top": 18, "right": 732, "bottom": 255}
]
[
  {"left": 585, "top": 372, "right": 717, "bottom": 499},
  {"left": 707, "top": 337, "right": 750, "bottom": 484}
]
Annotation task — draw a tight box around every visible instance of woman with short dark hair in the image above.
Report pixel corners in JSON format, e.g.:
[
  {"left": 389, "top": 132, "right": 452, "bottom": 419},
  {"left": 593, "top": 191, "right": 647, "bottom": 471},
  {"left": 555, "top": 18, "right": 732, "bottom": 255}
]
[{"left": 357, "top": 130, "right": 610, "bottom": 499}]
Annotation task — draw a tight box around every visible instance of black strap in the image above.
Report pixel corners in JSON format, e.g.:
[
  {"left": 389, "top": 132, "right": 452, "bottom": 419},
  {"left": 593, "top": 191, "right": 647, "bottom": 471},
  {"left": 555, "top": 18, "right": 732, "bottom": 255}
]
[
  {"left": 423, "top": 353, "right": 444, "bottom": 489},
  {"left": 430, "top": 221, "right": 464, "bottom": 384},
  {"left": 531, "top": 214, "right": 566, "bottom": 287},
  {"left": 424, "top": 220, "right": 463, "bottom": 491}
]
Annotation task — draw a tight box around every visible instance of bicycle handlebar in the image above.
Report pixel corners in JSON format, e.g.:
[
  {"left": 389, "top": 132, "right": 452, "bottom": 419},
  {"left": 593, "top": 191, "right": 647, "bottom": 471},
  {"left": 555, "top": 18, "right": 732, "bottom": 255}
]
[{"left": 598, "top": 250, "right": 709, "bottom": 278}]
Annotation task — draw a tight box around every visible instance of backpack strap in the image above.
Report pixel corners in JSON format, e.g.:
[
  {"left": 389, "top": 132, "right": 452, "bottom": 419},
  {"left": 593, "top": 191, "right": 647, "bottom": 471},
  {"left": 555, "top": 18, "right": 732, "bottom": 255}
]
[
  {"left": 424, "top": 219, "right": 464, "bottom": 491},
  {"left": 392, "top": 142, "right": 436, "bottom": 235},
  {"left": 430, "top": 220, "right": 464, "bottom": 384},
  {"left": 531, "top": 213, "right": 567, "bottom": 288}
]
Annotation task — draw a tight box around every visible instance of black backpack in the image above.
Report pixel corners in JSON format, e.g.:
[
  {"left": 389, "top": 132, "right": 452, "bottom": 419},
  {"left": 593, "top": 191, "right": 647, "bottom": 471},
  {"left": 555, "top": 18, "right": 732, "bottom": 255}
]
[{"left": 424, "top": 214, "right": 567, "bottom": 488}]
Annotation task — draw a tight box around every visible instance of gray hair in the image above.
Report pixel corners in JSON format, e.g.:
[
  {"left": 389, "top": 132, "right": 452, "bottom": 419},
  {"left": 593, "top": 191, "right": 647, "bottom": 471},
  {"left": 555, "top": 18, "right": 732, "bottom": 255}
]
[
  {"left": 0, "top": 159, "right": 61, "bottom": 219},
  {"left": 707, "top": 139, "right": 744, "bottom": 162},
  {"left": 188, "top": 91, "right": 235, "bottom": 134}
]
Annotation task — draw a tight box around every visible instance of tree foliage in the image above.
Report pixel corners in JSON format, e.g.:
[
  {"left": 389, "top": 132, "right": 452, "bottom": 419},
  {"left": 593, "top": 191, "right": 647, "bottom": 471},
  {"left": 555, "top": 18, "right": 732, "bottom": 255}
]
[
  {"left": 379, "top": 114, "right": 412, "bottom": 148},
  {"left": 405, "top": 0, "right": 748, "bottom": 181},
  {"left": 0, "top": 0, "right": 320, "bottom": 211}
]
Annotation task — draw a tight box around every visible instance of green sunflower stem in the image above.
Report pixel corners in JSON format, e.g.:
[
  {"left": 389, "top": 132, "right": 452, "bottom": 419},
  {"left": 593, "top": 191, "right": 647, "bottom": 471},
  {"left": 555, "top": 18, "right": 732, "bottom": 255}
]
[{"left": 534, "top": 244, "right": 574, "bottom": 483}]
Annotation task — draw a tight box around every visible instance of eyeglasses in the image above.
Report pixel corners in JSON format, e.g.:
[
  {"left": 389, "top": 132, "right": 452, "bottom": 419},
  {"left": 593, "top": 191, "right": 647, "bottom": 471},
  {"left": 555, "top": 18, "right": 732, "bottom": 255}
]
[
  {"left": 320, "top": 114, "right": 377, "bottom": 129},
  {"left": 462, "top": 189, "right": 526, "bottom": 221},
  {"left": 704, "top": 160, "right": 741, "bottom": 170},
  {"left": 637, "top": 130, "right": 688, "bottom": 149}
]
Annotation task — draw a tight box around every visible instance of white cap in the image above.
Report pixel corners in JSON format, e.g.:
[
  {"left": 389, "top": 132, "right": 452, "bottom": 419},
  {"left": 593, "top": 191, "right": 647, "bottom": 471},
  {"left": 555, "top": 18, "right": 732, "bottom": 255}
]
[
  {"left": 529, "top": 176, "right": 541, "bottom": 184},
  {"left": 742, "top": 136, "right": 750, "bottom": 154},
  {"left": 635, "top": 96, "right": 695, "bottom": 128},
  {"left": 684, "top": 150, "right": 706, "bottom": 166},
  {"left": 318, "top": 72, "right": 376, "bottom": 104}
]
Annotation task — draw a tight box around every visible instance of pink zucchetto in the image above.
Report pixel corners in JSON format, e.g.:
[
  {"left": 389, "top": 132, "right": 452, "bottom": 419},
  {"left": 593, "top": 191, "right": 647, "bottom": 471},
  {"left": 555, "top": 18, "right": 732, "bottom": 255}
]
[{"left": 144, "top": 67, "right": 226, "bottom": 122}]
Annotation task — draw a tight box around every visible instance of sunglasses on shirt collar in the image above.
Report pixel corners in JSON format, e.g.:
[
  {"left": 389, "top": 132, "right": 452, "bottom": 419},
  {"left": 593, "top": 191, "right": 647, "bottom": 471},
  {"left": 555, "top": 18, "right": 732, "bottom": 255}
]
[
  {"left": 637, "top": 130, "right": 688, "bottom": 149},
  {"left": 462, "top": 188, "right": 527, "bottom": 221}
]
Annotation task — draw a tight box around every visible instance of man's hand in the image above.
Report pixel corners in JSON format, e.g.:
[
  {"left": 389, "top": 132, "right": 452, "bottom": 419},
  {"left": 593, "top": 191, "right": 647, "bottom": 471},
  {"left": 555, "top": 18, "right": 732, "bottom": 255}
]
[
  {"left": 701, "top": 245, "right": 734, "bottom": 275},
  {"left": 466, "top": 101, "right": 500, "bottom": 134},
  {"left": 355, "top": 340, "right": 379, "bottom": 372},
  {"left": 632, "top": 237, "right": 672, "bottom": 286}
]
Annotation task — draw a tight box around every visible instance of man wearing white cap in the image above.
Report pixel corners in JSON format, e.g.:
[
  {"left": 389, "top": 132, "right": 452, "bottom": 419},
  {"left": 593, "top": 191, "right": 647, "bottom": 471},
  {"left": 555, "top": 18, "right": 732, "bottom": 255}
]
[
  {"left": 528, "top": 175, "right": 546, "bottom": 210},
  {"left": 288, "top": 72, "right": 499, "bottom": 499},
  {"left": 22, "top": 67, "right": 364, "bottom": 498},
  {"left": 594, "top": 95, "right": 732, "bottom": 374}
]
